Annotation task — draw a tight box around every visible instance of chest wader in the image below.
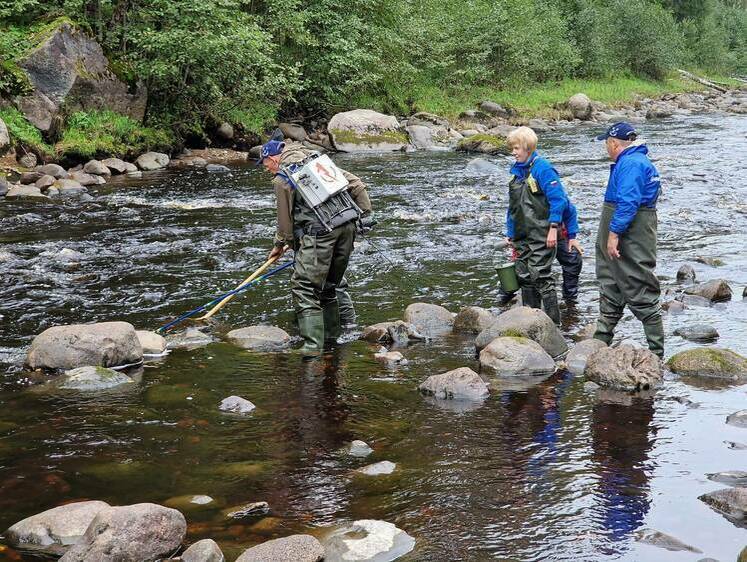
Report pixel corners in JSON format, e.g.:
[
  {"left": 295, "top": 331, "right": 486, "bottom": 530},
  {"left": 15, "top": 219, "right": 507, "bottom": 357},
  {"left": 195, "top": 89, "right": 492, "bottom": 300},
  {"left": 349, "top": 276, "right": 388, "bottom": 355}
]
[
  {"left": 508, "top": 168, "right": 560, "bottom": 324},
  {"left": 593, "top": 203, "right": 663, "bottom": 358}
]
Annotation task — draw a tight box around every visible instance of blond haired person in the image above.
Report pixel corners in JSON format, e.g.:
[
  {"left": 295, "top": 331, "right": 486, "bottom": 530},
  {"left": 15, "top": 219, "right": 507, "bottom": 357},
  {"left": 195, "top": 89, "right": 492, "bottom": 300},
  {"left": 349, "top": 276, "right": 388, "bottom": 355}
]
[{"left": 504, "top": 127, "right": 581, "bottom": 324}]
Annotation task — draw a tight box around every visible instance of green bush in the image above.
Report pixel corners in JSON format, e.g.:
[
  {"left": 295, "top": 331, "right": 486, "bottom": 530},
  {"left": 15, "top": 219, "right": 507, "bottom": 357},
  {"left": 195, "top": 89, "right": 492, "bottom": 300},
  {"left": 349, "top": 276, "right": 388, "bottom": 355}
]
[{"left": 0, "top": 106, "right": 53, "bottom": 157}]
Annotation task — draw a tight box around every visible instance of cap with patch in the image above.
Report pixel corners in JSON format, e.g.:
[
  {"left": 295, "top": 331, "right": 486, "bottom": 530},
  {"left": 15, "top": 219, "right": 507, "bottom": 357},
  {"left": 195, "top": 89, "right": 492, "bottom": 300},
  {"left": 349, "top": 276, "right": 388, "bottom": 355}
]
[
  {"left": 595, "top": 122, "right": 637, "bottom": 141},
  {"left": 256, "top": 128, "right": 285, "bottom": 165}
]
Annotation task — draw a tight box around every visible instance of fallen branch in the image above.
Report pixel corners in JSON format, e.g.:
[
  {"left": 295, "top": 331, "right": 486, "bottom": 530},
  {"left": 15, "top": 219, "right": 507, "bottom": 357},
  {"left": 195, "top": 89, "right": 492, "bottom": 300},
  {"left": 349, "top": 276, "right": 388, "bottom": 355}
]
[{"left": 677, "top": 69, "right": 728, "bottom": 93}]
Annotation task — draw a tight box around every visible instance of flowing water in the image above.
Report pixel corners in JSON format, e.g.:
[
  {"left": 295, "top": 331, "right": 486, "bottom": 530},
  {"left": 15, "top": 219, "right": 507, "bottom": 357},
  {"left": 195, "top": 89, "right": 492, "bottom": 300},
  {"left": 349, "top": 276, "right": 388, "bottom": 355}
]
[{"left": 1, "top": 112, "right": 747, "bottom": 561}]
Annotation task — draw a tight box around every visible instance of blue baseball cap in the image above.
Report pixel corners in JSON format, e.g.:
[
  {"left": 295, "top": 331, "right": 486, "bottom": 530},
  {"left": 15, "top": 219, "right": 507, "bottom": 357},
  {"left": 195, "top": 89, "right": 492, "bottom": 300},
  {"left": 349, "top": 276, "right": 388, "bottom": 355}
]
[
  {"left": 256, "top": 128, "right": 286, "bottom": 166},
  {"left": 595, "top": 122, "right": 638, "bottom": 141}
]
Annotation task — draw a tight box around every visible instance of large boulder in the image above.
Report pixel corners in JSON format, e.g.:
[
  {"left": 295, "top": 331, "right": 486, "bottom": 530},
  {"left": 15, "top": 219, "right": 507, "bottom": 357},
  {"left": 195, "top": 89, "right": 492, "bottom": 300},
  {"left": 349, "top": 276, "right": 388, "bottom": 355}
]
[
  {"left": 59, "top": 503, "right": 186, "bottom": 562},
  {"left": 405, "top": 112, "right": 462, "bottom": 150},
  {"left": 0, "top": 117, "right": 9, "bottom": 151},
  {"left": 6, "top": 184, "right": 50, "bottom": 201},
  {"left": 566, "top": 339, "right": 607, "bottom": 375},
  {"left": 101, "top": 158, "right": 130, "bottom": 174},
  {"left": 36, "top": 163, "right": 67, "bottom": 178},
  {"left": 21, "top": 170, "right": 44, "bottom": 184},
  {"left": 585, "top": 344, "right": 662, "bottom": 391},
  {"left": 403, "top": 303, "right": 454, "bottom": 337},
  {"left": 328, "top": 109, "right": 408, "bottom": 153},
  {"left": 69, "top": 171, "right": 106, "bottom": 186},
  {"left": 235, "top": 534, "right": 324, "bottom": 562},
  {"left": 181, "top": 539, "right": 225, "bottom": 562},
  {"left": 4, "top": 500, "right": 111, "bottom": 556},
  {"left": 278, "top": 122, "right": 307, "bottom": 142},
  {"left": 83, "top": 160, "right": 111, "bottom": 177},
  {"left": 699, "top": 488, "right": 747, "bottom": 521},
  {"left": 453, "top": 306, "right": 496, "bottom": 334},
  {"left": 568, "top": 93, "right": 593, "bottom": 120},
  {"left": 226, "top": 326, "right": 291, "bottom": 352},
  {"left": 667, "top": 348, "right": 747, "bottom": 380},
  {"left": 136, "top": 152, "right": 170, "bottom": 171},
  {"left": 53, "top": 178, "right": 87, "bottom": 196},
  {"left": 56, "top": 366, "right": 134, "bottom": 391},
  {"left": 479, "top": 336, "right": 555, "bottom": 376},
  {"left": 17, "top": 22, "right": 146, "bottom": 133},
  {"left": 684, "top": 279, "right": 732, "bottom": 302},
  {"left": 323, "top": 520, "right": 415, "bottom": 562},
  {"left": 475, "top": 306, "right": 568, "bottom": 357},
  {"left": 26, "top": 321, "right": 143, "bottom": 371},
  {"left": 419, "top": 367, "right": 489, "bottom": 400}
]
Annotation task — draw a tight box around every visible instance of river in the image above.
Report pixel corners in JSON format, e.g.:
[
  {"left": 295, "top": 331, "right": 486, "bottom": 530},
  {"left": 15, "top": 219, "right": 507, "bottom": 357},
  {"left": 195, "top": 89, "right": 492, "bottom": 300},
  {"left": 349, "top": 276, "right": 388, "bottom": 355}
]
[{"left": 1, "top": 112, "right": 747, "bottom": 561}]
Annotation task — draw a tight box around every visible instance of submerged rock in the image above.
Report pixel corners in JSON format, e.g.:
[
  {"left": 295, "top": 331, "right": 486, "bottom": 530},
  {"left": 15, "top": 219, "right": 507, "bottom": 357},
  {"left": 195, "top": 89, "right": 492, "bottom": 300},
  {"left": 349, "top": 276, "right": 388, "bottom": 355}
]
[
  {"left": 26, "top": 321, "right": 143, "bottom": 371},
  {"left": 419, "top": 367, "right": 489, "bottom": 400},
  {"left": 585, "top": 344, "right": 662, "bottom": 391},
  {"left": 699, "top": 487, "right": 747, "bottom": 521},
  {"left": 219, "top": 395, "right": 256, "bottom": 415},
  {"left": 165, "top": 327, "right": 214, "bottom": 350},
  {"left": 374, "top": 350, "right": 407, "bottom": 366},
  {"left": 707, "top": 470, "right": 747, "bottom": 487},
  {"left": 323, "top": 520, "right": 415, "bottom": 562},
  {"left": 453, "top": 306, "right": 496, "bottom": 334},
  {"left": 403, "top": 303, "right": 454, "bottom": 337},
  {"left": 181, "top": 539, "right": 224, "bottom": 562},
  {"left": 163, "top": 495, "right": 216, "bottom": 512},
  {"left": 634, "top": 528, "right": 702, "bottom": 553},
  {"left": 475, "top": 306, "right": 568, "bottom": 357},
  {"left": 566, "top": 339, "right": 607, "bottom": 375},
  {"left": 667, "top": 348, "right": 747, "bottom": 380},
  {"left": 226, "top": 326, "right": 291, "bottom": 352},
  {"left": 58, "top": 503, "right": 186, "bottom": 562},
  {"left": 677, "top": 294, "right": 712, "bottom": 308},
  {"left": 479, "top": 336, "right": 555, "bottom": 377},
  {"left": 57, "top": 366, "right": 134, "bottom": 391},
  {"left": 5, "top": 500, "right": 110, "bottom": 556},
  {"left": 235, "top": 534, "right": 324, "bottom": 562},
  {"left": 684, "top": 279, "right": 733, "bottom": 302},
  {"left": 356, "top": 461, "right": 396, "bottom": 476},
  {"left": 727, "top": 410, "right": 747, "bottom": 428},
  {"left": 223, "top": 502, "right": 269, "bottom": 519},
  {"left": 465, "top": 157, "right": 501, "bottom": 175}
]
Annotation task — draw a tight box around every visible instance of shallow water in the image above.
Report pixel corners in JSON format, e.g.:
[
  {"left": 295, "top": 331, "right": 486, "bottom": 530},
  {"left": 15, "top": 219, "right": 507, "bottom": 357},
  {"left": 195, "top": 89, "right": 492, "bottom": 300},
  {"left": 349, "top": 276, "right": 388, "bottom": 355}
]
[{"left": 1, "top": 112, "right": 747, "bottom": 561}]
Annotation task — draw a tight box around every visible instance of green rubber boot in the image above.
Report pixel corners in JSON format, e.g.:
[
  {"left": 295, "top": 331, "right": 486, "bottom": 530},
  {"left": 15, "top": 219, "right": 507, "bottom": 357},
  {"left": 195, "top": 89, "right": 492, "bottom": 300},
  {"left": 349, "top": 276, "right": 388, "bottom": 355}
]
[
  {"left": 643, "top": 315, "right": 665, "bottom": 359},
  {"left": 297, "top": 311, "right": 325, "bottom": 357},
  {"left": 541, "top": 291, "right": 561, "bottom": 326},
  {"left": 521, "top": 287, "right": 542, "bottom": 309},
  {"left": 322, "top": 301, "right": 342, "bottom": 345}
]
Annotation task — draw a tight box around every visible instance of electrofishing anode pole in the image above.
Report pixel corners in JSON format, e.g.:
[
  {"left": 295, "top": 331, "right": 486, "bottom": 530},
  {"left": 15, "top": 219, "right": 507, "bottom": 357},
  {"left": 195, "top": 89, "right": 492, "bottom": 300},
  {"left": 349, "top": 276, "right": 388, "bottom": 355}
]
[{"left": 155, "top": 260, "right": 294, "bottom": 334}]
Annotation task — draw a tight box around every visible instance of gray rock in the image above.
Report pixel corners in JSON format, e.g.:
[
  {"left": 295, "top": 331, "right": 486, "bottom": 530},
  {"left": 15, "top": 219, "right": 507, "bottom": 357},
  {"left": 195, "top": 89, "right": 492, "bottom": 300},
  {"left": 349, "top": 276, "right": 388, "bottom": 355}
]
[
  {"left": 0, "top": 117, "right": 9, "bottom": 150},
  {"left": 235, "top": 535, "right": 324, "bottom": 562},
  {"left": 219, "top": 395, "right": 256, "bottom": 415},
  {"left": 568, "top": 93, "right": 593, "bottom": 120},
  {"left": 53, "top": 178, "right": 87, "bottom": 196},
  {"left": 126, "top": 170, "right": 142, "bottom": 179},
  {"left": 35, "top": 163, "right": 68, "bottom": 179},
  {"left": 278, "top": 122, "right": 307, "bottom": 142},
  {"left": 387, "top": 321, "right": 427, "bottom": 345},
  {"left": 70, "top": 171, "right": 106, "bottom": 186},
  {"left": 583, "top": 381, "right": 600, "bottom": 393},
  {"left": 676, "top": 264, "right": 696, "bottom": 282},
  {"left": 695, "top": 256, "right": 725, "bottom": 267},
  {"left": 323, "top": 520, "right": 415, "bottom": 562},
  {"left": 699, "top": 487, "right": 747, "bottom": 521},
  {"left": 20, "top": 170, "right": 44, "bottom": 184},
  {"left": 728, "top": 410, "right": 747, "bottom": 428},
  {"left": 17, "top": 23, "right": 145, "bottom": 133},
  {"left": 57, "top": 366, "right": 134, "bottom": 391},
  {"left": 453, "top": 306, "right": 496, "bottom": 334},
  {"left": 347, "top": 440, "right": 374, "bottom": 458},
  {"left": 475, "top": 306, "right": 568, "bottom": 357},
  {"left": 585, "top": 344, "right": 662, "bottom": 391},
  {"left": 479, "top": 336, "right": 555, "bottom": 376},
  {"left": 206, "top": 164, "right": 230, "bottom": 172},
  {"left": 456, "top": 134, "right": 509, "bottom": 155},
  {"left": 4, "top": 500, "right": 111, "bottom": 556},
  {"left": 216, "top": 122, "right": 234, "bottom": 141},
  {"left": 646, "top": 105, "right": 674, "bottom": 119},
  {"left": 684, "top": 279, "right": 733, "bottom": 302},
  {"left": 662, "top": 300, "right": 686, "bottom": 314},
  {"left": 634, "top": 528, "right": 701, "bottom": 553},
  {"left": 59, "top": 503, "right": 186, "bottom": 562},
  {"left": 465, "top": 157, "right": 501, "bottom": 175},
  {"left": 459, "top": 129, "right": 480, "bottom": 137},
  {"left": 361, "top": 322, "right": 396, "bottom": 343},
  {"left": 726, "top": 441, "right": 747, "bottom": 450},
  {"left": 0, "top": 177, "right": 9, "bottom": 196},
  {"left": 226, "top": 326, "right": 291, "bottom": 352},
  {"left": 678, "top": 294, "right": 712, "bottom": 308},
  {"left": 673, "top": 324, "right": 719, "bottom": 342},
  {"left": 136, "top": 152, "right": 170, "bottom": 171},
  {"left": 374, "top": 350, "right": 407, "bottom": 366},
  {"left": 419, "top": 367, "right": 489, "bottom": 400},
  {"left": 181, "top": 539, "right": 224, "bottom": 562},
  {"left": 403, "top": 303, "right": 453, "bottom": 337},
  {"left": 35, "top": 174, "right": 56, "bottom": 190},
  {"left": 707, "top": 471, "right": 747, "bottom": 487},
  {"left": 83, "top": 160, "right": 111, "bottom": 176},
  {"left": 6, "top": 184, "right": 50, "bottom": 200},
  {"left": 19, "top": 152, "right": 38, "bottom": 168},
  {"left": 566, "top": 339, "right": 607, "bottom": 375},
  {"left": 328, "top": 109, "right": 407, "bottom": 153},
  {"left": 574, "top": 322, "right": 597, "bottom": 340},
  {"left": 135, "top": 330, "right": 167, "bottom": 355},
  {"left": 356, "top": 461, "right": 396, "bottom": 476},
  {"left": 479, "top": 101, "right": 509, "bottom": 117},
  {"left": 101, "top": 158, "right": 129, "bottom": 174},
  {"left": 26, "top": 321, "right": 143, "bottom": 371},
  {"left": 223, "top": 502, "right": 269, "bottom": 519},
  {"left": 165, "top": 327, "right": 214, "bottom": 350},
  {"left": 667, "top": 348, "right": 747, "bottom": 380}
]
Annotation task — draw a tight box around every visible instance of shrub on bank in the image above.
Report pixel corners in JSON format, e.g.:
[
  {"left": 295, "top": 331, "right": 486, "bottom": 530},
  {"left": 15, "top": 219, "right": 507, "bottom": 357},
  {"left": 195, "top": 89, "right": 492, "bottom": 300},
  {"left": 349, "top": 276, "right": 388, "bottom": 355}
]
[{"left": 0, "top": 106, "right": 53, "bottom": 158}]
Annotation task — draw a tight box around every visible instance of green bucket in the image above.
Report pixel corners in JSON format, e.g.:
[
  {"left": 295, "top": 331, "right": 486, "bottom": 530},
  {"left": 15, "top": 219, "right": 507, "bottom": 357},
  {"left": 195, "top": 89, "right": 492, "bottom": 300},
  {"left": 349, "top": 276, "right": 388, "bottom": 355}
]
[{"left": 496, "top": 262, "right": 519, "bottom": 293}]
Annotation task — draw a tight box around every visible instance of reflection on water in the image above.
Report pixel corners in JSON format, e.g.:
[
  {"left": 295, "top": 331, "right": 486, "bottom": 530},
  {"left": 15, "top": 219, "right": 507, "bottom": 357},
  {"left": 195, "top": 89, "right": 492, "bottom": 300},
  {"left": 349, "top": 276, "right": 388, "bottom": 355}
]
[{"left": 1, "top": 112, "right": 747, "bottom": 560}]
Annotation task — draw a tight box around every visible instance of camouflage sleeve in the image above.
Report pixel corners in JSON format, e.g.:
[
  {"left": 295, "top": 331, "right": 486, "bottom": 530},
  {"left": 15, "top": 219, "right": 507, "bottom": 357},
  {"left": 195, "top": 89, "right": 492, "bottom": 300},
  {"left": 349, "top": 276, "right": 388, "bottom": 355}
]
[
  {"left": 341, "top": 169, "right": 372, "bottom": 215},
  {"left": 272, "top": 177, "right": 295, "bottom": 246}
]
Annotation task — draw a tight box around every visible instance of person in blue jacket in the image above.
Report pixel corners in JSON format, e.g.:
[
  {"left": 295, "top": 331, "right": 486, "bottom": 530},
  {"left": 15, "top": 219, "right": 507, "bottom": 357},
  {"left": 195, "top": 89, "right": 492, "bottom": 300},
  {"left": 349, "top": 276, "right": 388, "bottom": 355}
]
[
  {"left": 504, "top": 126, "right": 582, "bottom": 324},
  {"left": 593, "top": 122, "right": 663, "bottom": 358}
]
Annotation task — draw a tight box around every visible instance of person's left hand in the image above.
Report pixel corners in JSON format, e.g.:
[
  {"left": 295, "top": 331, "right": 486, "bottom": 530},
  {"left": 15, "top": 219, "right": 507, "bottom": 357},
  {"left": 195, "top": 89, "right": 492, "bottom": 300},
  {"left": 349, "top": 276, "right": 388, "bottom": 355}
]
[
  {"left": 546, "top": 227, "right": 558, "bottom": 248},
  {"left": 569, "top": 239, "right": 584, "bottom": 255},
  {"left": 607, "top": 232, "right": 621, "bottom": 259}
]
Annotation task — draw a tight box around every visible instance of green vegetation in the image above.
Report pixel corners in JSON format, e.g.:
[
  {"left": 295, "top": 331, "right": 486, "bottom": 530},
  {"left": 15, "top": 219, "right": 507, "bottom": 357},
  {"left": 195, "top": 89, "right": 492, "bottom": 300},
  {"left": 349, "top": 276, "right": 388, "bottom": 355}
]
[
  {"left": 0, "top": 106, "right": 53, "bottom": 157},
  {"left": 330, "top": 129, "right": 409, "bottom": 146}
]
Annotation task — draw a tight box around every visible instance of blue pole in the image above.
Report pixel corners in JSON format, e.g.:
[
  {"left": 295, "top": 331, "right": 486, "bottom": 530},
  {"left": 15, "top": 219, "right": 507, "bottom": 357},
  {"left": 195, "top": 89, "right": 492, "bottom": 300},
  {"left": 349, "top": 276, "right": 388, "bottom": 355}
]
[{"left": 155, "top": 260, "right": 294, "bottom": 334}]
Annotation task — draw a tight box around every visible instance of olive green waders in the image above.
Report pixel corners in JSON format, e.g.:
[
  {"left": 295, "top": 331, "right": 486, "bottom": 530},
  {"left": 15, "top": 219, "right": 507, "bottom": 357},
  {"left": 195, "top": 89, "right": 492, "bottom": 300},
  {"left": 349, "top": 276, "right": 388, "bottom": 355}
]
[
  {"left": 593, "top": 203, "right": 664, "bottom": 358},
  {"left": 293, "top": 221, "right": 357, "bottom": 354},
  {"left": 509, "top": 169, "right": 560, "bottom": 324}
]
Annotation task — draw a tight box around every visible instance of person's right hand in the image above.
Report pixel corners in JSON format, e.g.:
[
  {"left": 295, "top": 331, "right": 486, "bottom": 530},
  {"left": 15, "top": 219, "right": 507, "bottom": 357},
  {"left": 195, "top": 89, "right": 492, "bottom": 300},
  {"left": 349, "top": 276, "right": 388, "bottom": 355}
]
[{"left": 267, "top": 245, "right": 286, "bottom": 260}]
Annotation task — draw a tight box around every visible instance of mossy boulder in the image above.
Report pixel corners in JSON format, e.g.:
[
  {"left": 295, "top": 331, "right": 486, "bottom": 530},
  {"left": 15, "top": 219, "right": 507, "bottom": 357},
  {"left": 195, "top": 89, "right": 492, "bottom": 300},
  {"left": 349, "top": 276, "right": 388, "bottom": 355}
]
[
  {"left": 456, "top": 133, "right": 509, "bottom": 155},
  {"left": 667, "top": 347, "right": 747, "bottom": 380},
  {"left": 328, "top": 109, "right": 408, "bottom": 152}
]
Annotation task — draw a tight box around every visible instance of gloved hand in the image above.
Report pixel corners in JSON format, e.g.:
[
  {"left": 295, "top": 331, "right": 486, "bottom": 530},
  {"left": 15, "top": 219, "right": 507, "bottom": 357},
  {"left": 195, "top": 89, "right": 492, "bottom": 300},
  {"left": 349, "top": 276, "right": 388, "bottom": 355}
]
[{"left": 357, "top": 215, "right": 377, "bottom": 235}]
